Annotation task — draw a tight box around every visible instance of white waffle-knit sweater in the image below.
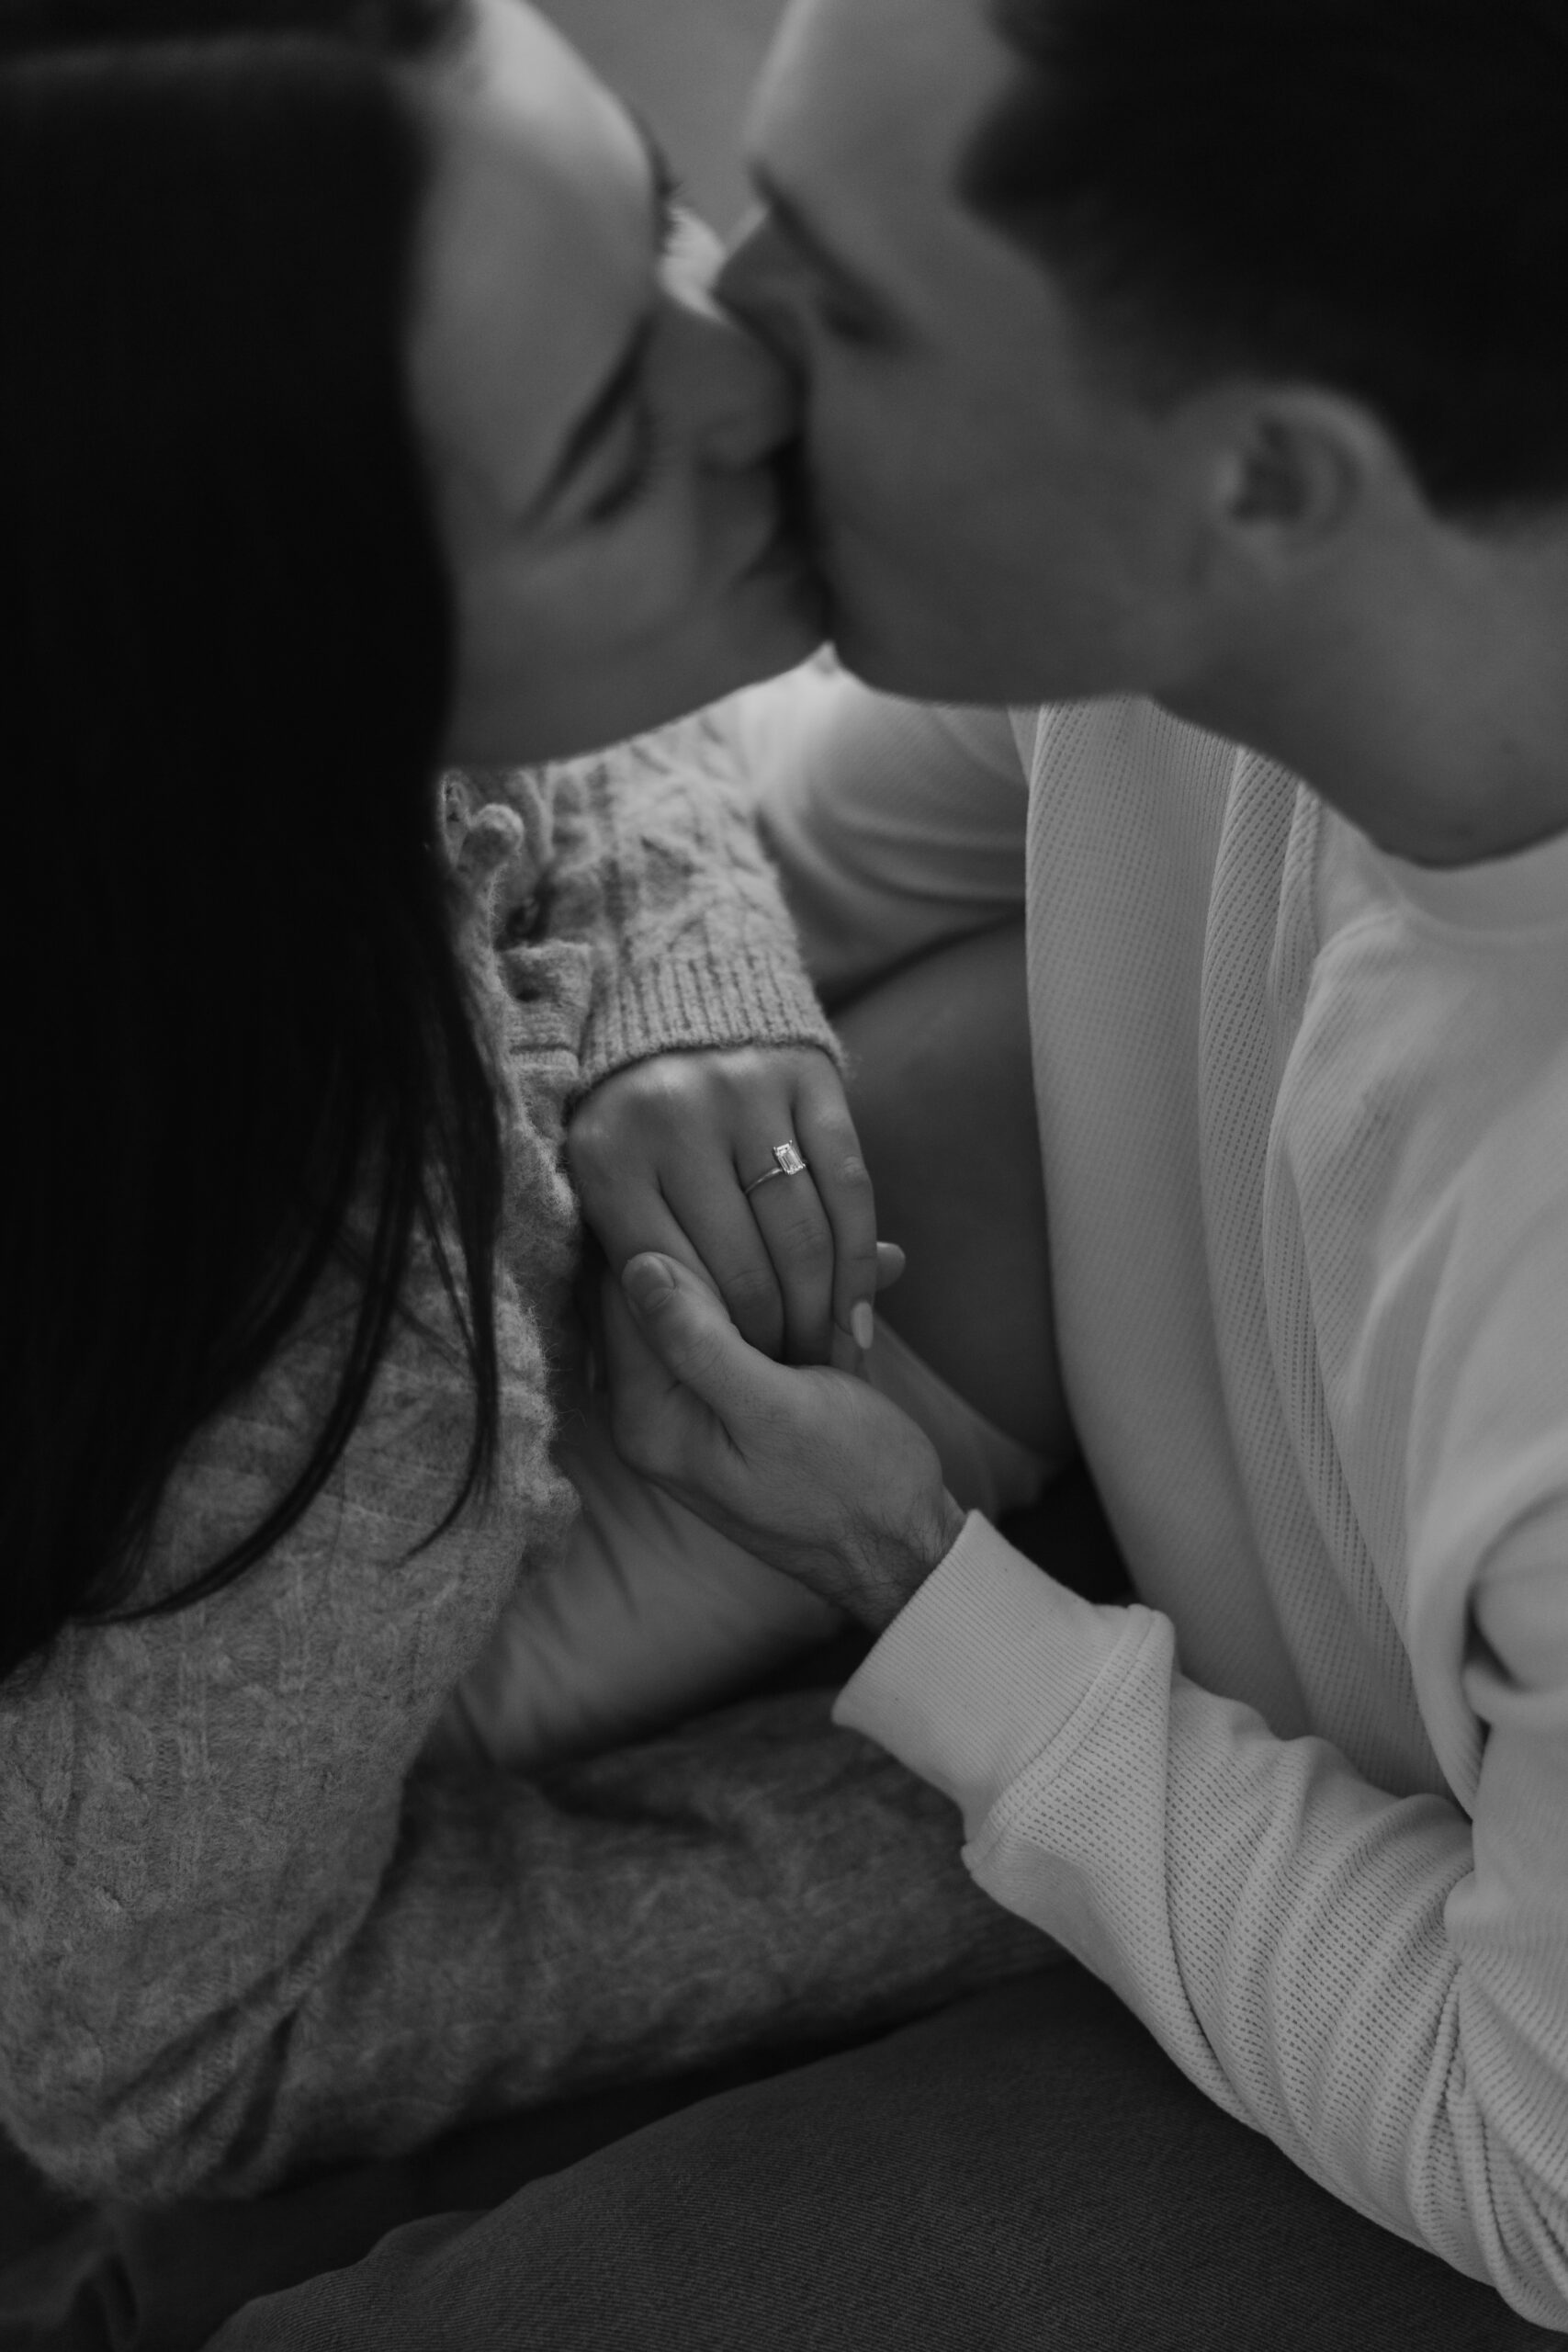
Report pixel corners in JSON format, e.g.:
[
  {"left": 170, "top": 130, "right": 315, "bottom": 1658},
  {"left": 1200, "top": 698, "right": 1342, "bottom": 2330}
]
[{"left": 748, "top": 669, "right": 1568, "bottom": 2332}]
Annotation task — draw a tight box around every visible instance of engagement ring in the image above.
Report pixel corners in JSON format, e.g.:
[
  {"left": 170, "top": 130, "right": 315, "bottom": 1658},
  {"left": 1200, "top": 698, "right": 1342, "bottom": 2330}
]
[{"left": 742, "top": 1140, "right": 810, "bottom": 1195}]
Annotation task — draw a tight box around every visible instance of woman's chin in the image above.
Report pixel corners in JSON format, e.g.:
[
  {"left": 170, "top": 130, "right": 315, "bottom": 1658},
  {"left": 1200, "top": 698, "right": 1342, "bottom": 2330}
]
[
  {"left": 445, "top": 565, "right": 829, "bottom": 766},
  {"left": 637, "top": 613, "right": 827, "bottom": 740}
]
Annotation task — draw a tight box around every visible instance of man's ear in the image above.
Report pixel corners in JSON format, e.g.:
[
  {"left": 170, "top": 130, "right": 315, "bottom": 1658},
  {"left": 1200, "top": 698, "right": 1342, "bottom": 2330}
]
[{"left": 1208, "top": 386, "right": 1395, "bottom": 569}]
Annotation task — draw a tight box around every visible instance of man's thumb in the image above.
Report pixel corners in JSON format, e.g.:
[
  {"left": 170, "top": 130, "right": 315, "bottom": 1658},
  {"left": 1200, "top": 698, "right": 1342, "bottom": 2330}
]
[{"left": 620, "top": 1252, "right": 739, "bottom": 1399}]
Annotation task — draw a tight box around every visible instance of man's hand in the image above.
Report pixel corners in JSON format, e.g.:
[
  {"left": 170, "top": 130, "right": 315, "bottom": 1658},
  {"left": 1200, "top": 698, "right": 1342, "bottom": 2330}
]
[
  {"left": 604, "top": 1250, "right": 967, "bottom": 1632},
  {"left": 569, "top": 1045, "right": 882, "bottom": 1369}
]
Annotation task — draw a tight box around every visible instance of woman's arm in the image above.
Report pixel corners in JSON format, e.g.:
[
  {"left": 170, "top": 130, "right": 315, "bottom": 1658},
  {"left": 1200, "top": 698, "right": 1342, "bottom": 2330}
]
[
  {"left": 0, "top": 1259, "right": 1046, "bottom": 2208},
  {"left": 551, "top": 657, "right": 1029, "bottom": 1080},
  {"left": 478, "top": 702, "right": 881, "bottom": 1366},
  {"left": 550, "top": 671, "right": 1031, "bottom": 1363},
  {"left": 547, "top": 697, "right": 848, "bottom": 1093}
]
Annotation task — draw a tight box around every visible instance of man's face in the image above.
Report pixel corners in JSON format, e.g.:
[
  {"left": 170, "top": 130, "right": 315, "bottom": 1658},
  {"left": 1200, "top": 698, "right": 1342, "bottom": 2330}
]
[{"left": 718, "top": 0, "right": 1208, "bottom": 705}]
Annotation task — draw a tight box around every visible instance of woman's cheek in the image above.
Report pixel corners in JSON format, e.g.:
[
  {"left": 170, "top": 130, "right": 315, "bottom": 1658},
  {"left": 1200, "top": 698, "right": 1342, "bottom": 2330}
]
[
  {"left": 610, "top": 503, "right": 713, "bottom": 629},
  {"left": 521, "top": 537, "right": 670, "bottom": 654}
]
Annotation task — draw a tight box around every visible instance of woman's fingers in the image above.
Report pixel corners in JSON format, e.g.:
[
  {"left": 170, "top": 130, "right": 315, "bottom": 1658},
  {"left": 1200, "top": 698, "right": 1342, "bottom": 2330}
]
[
  {"left": 792, "top": 1073, "right": 880, "bottom": 1354},
  {"left": 569, "top": 1045, "right": 884, "bottom": 1369},
  {"left": 728, "top": 1058, "right": 880, "bottom": 1366},
  {"left": 583, "top": 1181, "right": 732, "bottom": 1317},
  {"left": 739, "top": 1151, "right": 837, "bottom": 1363},
  {"left": 660, "top": 1165, "right": 790, "bottom": 1360}
]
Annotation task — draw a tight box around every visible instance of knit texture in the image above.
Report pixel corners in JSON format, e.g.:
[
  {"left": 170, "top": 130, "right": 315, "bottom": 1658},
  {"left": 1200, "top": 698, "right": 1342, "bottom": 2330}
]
[
  {"left": 750, "top": 667, "right": 1568, "bottom": 2332},
  {"left": 0, "top": 701, "right": 1046, "bottom": 2208}
]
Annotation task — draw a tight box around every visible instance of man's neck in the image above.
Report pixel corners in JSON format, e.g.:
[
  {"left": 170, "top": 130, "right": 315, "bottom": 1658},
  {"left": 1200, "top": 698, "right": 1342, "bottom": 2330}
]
[{"left": 1163, "top": 522, "right": 1568, "bottom": 869}]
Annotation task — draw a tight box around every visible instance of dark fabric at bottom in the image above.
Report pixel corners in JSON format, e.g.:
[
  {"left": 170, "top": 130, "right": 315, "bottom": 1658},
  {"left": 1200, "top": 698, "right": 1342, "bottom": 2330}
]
[
  {"left": 6, "top": 1481, "right": 1550, "bottom": 2348},
  {"left": 0, "top": 2010, "right": 906, "bottom": 2352},
  {"left": 43, "top": 1966, "right": 1553, "bottom": 2352}
]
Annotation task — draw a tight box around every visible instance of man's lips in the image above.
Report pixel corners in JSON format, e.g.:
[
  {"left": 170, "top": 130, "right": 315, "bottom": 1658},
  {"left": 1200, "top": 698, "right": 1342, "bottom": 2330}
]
[
  {"left": 773, "top": 440, "right": 818, "bottom": 558},
  {"left": 742, "top": 505, "right": 809, "bottom": 579},
  {"left": 738, "top": 442, "right": 831, "bottom": 597}
]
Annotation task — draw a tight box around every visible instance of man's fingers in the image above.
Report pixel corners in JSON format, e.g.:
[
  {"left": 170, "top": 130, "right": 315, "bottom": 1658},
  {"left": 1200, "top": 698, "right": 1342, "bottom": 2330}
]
[
  {"left": 601, "top": 1264, "right": 739, "bottom": 1498},
  {"left": 600, "top": 1267, "right": 680, "bottom": 1417},
  {"left": 875, "top": 1239, "right": 907, "bottom": 1291},
  {"left": 620, "top": 1252, "right": 764, "bottom": 1415}
]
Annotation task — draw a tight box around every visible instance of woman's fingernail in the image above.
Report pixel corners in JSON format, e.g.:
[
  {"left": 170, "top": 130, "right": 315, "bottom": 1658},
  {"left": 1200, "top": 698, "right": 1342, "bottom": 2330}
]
[
  {"left": 624, "top": 1255, "right": 676, "bottom": 1312},
  {"left": 851, "top": 1301, "right": 875, "bottom": 1351}
]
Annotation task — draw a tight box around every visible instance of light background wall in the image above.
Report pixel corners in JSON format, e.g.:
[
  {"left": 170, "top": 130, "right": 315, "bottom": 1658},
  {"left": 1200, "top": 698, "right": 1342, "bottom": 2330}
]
[{"left": 540, "top": 0, "right": 785, "bottom": 229}]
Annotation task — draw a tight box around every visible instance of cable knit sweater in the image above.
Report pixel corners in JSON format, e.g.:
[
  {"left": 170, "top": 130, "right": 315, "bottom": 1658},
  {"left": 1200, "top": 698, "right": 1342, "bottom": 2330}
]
[{"left": 0, "top": 705, "right": 1043, "bottom": 2208}]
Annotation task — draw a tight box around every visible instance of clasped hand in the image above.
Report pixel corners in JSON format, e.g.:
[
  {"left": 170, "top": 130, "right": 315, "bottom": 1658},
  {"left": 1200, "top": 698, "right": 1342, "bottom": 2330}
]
[
  {"left": 568, "top": 1042, "right": 889, "bottom": 1373},
  {"left": 567, "top": 1044, "right": 965, "bottom": 1629},
  {"left": 600, "top": 1251, "right": 964, "bottom": 1632}
]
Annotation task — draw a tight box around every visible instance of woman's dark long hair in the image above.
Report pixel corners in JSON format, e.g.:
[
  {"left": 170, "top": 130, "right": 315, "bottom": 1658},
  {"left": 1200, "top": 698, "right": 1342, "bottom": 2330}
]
[{"left": 0, "top": 0, "right": 507, "bottom": 1684}]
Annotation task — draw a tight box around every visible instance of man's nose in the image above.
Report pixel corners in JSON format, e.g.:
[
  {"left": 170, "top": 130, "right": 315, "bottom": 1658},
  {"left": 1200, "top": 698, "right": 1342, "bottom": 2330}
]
[
  {"left": 715, "top": 209, "right": 807, "bottom": 376},
  {"left": 677, "top": 290, "right": 804, "bottom": 469}
]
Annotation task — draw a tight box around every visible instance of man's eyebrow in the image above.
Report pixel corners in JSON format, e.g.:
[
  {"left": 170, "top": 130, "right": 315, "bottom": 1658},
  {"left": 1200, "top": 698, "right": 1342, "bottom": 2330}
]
[
  {"left": 750, "top": 164, "right": 886, "bottom": 315},
  {"left": 524, "top": 113, "right": 680, "bottom": 521}
]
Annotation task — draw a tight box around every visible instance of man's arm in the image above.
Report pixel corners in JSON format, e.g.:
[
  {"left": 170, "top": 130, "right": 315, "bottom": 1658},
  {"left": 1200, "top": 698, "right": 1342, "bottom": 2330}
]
[
  {"left": 605, "top": 1249, "right": 1568, "bottom": 2335},
  {"left": 734, "top": 662, "right": 1032, "bottom": 1005}
]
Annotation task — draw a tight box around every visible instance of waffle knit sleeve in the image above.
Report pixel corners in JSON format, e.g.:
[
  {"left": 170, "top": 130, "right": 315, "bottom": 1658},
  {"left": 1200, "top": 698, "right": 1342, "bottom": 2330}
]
[
  {"left": 835, "top": 1507, "right": 1568, "bottom": 2334},
  {"left": 738, "top": 662, "right": 1031, "bottom": 1004}
]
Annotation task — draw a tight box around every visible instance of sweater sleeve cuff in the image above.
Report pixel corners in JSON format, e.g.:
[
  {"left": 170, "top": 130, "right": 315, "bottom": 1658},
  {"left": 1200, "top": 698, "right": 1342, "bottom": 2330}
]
[
  {"left": 579, "top": 929, "right": 842, "bottom": 1091},
  {"left": 831, "top": 1511, "right": 1135, "bottom": 1836}
]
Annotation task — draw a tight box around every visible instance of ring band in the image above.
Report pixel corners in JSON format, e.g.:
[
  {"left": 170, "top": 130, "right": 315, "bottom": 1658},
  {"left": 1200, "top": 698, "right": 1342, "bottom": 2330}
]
[{"left": 743, "top": 1140, "right": 810, "bottom": 1196}]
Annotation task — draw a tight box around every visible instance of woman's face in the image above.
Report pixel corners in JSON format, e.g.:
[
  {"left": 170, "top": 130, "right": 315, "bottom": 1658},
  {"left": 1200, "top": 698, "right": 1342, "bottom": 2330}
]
[{"left": 408, "top": 0, "right": 822, "bottom": 765}]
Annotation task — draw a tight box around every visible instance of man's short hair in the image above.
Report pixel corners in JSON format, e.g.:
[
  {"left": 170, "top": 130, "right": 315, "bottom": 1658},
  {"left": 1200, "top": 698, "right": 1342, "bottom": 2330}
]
[{"left": 959, "top": 0, "right": 1568, "bottom": 521}]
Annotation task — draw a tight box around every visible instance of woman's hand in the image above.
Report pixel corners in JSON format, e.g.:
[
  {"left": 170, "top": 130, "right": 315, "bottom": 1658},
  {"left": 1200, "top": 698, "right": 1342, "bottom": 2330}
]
[
  {"left": 569, "top": 1045, "right": 884, "bottom": 1369},
  {"left": 604, "top": 1250, "right": 966, "bottom": 1631}
]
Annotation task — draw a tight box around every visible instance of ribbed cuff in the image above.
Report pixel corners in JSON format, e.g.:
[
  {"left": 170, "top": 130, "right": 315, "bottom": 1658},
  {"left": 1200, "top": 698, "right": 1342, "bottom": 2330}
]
[
  {"left": 580, "top": 930, "right": 843, "bottom": 1091},
  {"left": 832, "top": 1511, "right": 1135, "bottom": 1838}
]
